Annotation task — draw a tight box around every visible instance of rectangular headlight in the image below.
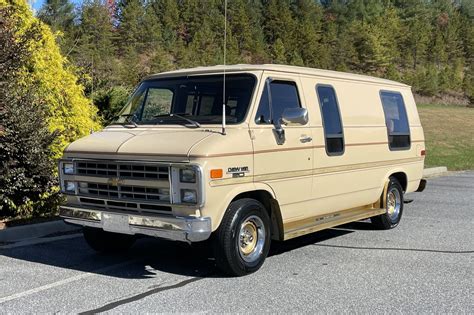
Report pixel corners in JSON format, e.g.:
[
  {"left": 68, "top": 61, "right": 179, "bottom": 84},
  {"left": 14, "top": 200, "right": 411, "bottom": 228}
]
[
  {"left": 180, "top": 169, "right": 196, "bottom": 183},
  {"left": 64, "top": 181, "right": 76, "bottom": 193},
  {"left": 63, "top": 162, "right": 74, "bottom": 174},
  {"left": 181, "top": 189, "right": 197, "bottom": 204}
]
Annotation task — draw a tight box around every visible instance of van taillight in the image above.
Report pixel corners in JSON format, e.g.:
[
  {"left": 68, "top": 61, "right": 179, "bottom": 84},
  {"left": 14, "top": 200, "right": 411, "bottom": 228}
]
[{"left": 421, "top": 149, "right": 426, "bottom": 157}]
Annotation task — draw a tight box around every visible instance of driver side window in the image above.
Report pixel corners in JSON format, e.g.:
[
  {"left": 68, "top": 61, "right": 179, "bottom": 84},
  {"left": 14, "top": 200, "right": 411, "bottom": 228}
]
[
  {"left": 141, "top": 88, "right": 174, "bottom": 121},
  {"left": 255, "top": 80, "right": 301, "bottom": 124}
]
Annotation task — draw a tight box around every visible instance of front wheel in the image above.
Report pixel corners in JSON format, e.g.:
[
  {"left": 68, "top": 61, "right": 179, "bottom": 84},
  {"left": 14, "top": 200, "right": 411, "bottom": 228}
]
[
  {"left": 371, "top": 177, "right": 404, "bottom": 229},
  {"left": 213, "top": 198, "right": 271, "bottom": 276}
]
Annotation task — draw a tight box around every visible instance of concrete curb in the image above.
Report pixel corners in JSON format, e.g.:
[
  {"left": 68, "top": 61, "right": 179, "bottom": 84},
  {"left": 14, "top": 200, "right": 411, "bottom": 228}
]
[
  {"left": 423, "top": 166, "right": 448, "bottom": 178},
  {"left": 0, "top": 220, "right": 81, "bottom": 244}
]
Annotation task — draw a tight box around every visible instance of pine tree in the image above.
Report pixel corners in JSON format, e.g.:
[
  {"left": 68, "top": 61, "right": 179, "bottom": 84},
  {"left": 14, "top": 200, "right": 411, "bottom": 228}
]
[
  {"left": 398, "top": 0, "right": 432, "bottom": 70},
  {"left": 75, "top": 0, "right": 117, "bottom": 93},
  {"left": 117, "top": 0, "right": 146, "bottom": 53},
  {"left": 156, "top": 0, "right": 179, "bottom": 51},
  {"left": 228, "top": 0, "right": 267, "bottom": 62},
  {"left": 293, "top": 0, "right": 323, "bottom": 68},
  {"left": 37, "top": 0, "right": 76, "bottom": 53},
  {"left": 263, "top": 0, "right": 298, "bottom": 63},
  {"left": 37, "top": 0, "right": 75, "bottom": 32}
]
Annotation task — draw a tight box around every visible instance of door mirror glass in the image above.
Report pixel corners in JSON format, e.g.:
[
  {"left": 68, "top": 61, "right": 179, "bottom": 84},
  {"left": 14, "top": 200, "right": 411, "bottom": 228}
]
[{"left": 281, "top": 107, "right": 308, "bottom": 126}]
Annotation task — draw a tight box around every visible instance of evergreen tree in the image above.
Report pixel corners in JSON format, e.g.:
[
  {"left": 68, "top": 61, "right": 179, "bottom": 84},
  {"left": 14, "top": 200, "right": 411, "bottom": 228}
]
[
  {"left": 37, "top": 0, "right": 76, "bottom": 53},
  {"left": 30, "top": 0, "right": 474, "bottom": 104},
  {"left": 37, "top": 0, "right": 75, "bottom": 32},
  {"left": 117, "top": 0, "right": 145, "bottom": 53},
  {"left": 74, "top": 0, "right": 117, "bottom": 93},
  {"left": 294, "top": 0, "right": 324, "bottom": 68}
]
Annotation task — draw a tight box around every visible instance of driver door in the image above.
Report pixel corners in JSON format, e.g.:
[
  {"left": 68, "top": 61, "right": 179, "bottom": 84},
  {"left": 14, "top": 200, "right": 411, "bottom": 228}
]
[{"left": 250, "top": 73, "right": 313, "bottom": 222}]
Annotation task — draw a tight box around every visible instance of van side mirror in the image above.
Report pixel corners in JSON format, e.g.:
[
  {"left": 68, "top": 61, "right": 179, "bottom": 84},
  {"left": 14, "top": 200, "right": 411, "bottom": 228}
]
[
  {"left": 281, "top": 108, "right": 308, "bottom": 126},
  {"left": 273, "top": 108, "right": 308, "bottom": 145}
]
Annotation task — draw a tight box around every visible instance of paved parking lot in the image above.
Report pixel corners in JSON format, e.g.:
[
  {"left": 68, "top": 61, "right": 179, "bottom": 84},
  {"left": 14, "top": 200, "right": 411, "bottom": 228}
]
[{"left": 1, "top": 172, "right": 473, "bottom": 313}]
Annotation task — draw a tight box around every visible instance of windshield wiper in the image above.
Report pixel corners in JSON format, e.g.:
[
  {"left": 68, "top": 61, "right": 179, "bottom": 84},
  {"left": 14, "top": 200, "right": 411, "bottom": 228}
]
[
  {"left": 111, "top": 113, "right": 138, "bottom": 127},
  {"left": 153, "top": 113, "right": 201, "bottom": 128}
]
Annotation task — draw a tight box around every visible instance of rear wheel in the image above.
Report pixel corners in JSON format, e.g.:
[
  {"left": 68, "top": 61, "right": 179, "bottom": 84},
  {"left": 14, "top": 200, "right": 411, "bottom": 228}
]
[
  {"left": 83, "top": 227, "right": 136, "bottom": 253},
  {"left": 371, "top": 177, "right": 404, "bottom": 229},
  {"left": 213, "top": 198, "right": 271, "bottom": 276}
]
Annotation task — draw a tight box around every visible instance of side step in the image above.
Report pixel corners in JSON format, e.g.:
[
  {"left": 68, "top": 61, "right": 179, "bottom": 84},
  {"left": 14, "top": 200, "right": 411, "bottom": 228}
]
[{"left": 283, "top": 207, "right": 386, "bottom": 240}]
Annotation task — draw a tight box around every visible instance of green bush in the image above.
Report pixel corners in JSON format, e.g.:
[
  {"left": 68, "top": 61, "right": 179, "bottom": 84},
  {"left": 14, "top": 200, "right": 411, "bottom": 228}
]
[
  {"left": 0, "top": 6, "right": 60, "bottom": 217},
  {"left": 92, "top": 86, "right": 131, "bottom": 124}
]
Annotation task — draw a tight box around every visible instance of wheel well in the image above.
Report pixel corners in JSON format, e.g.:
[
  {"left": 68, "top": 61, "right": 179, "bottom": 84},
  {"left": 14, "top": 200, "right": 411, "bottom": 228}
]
[
  {"left": 390, "top": 172, "right": 407, "bottom": 192},
  {"left": 231, "top": 190, "right": 284, "bottom": 241}
]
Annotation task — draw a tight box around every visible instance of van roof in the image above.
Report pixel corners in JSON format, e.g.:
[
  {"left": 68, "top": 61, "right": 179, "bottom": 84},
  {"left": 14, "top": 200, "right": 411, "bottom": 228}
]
[{"left": 145, "top": 64, "right": 410, "bottom": 88}]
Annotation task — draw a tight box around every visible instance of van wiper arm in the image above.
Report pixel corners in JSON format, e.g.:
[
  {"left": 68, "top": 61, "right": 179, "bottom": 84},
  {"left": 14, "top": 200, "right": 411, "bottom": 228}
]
[
  {"left": 111, "top": 113, "right": 138, "bottom": 127},
  {"left": 153, "top": 113, "right": 201, "bottom": 128},
  {"left": 171, "top": 114, "right": 201, "bottom": 128}
]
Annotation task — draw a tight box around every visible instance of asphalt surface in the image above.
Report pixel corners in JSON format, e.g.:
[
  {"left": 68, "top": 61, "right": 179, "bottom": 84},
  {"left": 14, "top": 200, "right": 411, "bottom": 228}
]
[{"left": 1, "top": 172, "right": 473, "bottom": 313}]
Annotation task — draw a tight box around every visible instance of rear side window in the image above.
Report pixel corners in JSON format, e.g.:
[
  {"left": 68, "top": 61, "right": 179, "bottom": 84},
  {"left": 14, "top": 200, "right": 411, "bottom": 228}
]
[
  {"left": 255, "top": 81, "right": 301, "bottom": 124},
  {"left": 316, "top": 85, "right": 344, "bottom": 155},
  {"left": 380, "top": 91, "right": 410, "bottom": 150}
]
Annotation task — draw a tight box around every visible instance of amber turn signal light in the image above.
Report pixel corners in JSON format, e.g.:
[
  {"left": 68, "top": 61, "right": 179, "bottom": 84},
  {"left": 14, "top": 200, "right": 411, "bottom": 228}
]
[{"left": 210, "top": 169, "right": 223, "bottom": 179}]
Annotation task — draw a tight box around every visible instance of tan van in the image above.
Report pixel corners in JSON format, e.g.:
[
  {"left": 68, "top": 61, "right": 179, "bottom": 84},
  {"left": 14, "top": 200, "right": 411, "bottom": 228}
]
[{"left": 59, "top": 64, "right": 426, "bottom": 276}]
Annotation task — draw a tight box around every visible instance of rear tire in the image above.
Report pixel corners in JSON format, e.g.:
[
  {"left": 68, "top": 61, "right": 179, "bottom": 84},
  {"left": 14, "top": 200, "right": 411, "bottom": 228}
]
[
  {"left": 83, "top": 227, "right": 136, "bottom": 253},
  {"left": 213, "top": 198, "right": 271, "bottom": 276},
  {"left": 371, "top": 177, "right": 404, "bottom": 229}
]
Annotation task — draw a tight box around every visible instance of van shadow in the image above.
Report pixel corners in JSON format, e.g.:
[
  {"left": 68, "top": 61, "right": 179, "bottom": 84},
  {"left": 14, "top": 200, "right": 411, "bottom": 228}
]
[{"left": 0, "top": 225, "right": 362, "bottom": 280}]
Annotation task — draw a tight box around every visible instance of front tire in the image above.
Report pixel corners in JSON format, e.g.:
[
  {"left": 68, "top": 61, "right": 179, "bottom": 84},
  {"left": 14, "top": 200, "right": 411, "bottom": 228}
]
[
  {"left": 371, "top": 177, "right": 404, "bottom": 229},
  {"left": 213, "top": 198, "right": 271, "bottom": 276},
  {"left": 83, "top": 227, "right": 136, "bottom": 253}
]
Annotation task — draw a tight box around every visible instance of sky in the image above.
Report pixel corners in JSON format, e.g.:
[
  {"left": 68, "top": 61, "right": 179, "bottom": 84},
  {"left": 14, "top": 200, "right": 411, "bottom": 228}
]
[{"left": 29, "top": 0, "right": 82, "bottom": 14}]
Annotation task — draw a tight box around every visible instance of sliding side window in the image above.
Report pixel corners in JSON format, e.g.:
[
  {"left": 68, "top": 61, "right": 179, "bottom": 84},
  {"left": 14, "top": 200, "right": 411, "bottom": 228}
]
[
  {"left": 380, "top": 91, "right": 410, "bottom": 150},
  {"left": 316, "top": 85, "right": 344, "bottom": 155}
]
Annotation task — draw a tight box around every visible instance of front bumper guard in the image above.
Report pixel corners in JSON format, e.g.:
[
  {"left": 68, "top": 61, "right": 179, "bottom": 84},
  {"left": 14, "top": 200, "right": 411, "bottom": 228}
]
[{"left": 60, "top": 206, "right": 212, "bottom": 243}]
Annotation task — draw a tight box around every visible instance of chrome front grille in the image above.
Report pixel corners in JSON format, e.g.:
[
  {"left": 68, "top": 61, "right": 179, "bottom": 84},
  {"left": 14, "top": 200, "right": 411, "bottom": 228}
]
[
  {"left": 70, "top": 160, "right": 173, "bottom": 213},
  {"left": 76, "top": 161, "right": 169, "bottom": 180},
  {"left": 78, "top": 182, "right": 170, "bottom": 202}
]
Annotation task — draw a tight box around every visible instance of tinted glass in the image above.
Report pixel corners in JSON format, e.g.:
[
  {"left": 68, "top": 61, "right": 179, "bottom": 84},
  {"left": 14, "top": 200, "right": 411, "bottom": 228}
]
[
  {"left": 380, "top": 91, "right": 410, "bottom": 149},
  {"left": 255, "top": 81, "right": 300, "bottom": 124},
  {"left": 114, "top": 74, "right": 255, "bottom": 125},
  {"left": 141, "top": 88, "right": 173, "bottom": 121},
  {"left": 380, "top": 92, "right": 410, "bottom": 134},
  {"left": 317, "top": 86, "right": 343, "bottom": 136},
  {"left": 317, "top": 85, "right": 344, "bottom": 155}
]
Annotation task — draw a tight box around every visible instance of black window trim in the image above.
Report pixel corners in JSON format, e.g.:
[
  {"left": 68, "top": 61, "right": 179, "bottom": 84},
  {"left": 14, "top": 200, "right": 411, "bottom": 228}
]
[
  {"left": 316, "top": 83, "right": 345, "bottom": 156},
  {"left": 254, "top": 78, "right": 306, "bottom": 126},
  {"left": 379, "top": 90, "right": 411, "bottom": 151},
  {"left": 133, "top": 73, "right": 258, "bottom": 126}
]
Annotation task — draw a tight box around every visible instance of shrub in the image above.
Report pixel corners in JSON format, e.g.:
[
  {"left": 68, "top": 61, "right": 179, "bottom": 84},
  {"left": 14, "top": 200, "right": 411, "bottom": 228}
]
[
  {"left": 3, "top": 0, "right": 102, "bottom": 159},
  {"left": 0, "top": 6, "right": 60, "bottom": 217},
  {"left": 92, "top": 86, "right": 131, "bottom": 124}
]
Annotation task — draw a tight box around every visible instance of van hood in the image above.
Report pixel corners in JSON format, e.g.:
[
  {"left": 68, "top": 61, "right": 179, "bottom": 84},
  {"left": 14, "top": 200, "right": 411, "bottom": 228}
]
[{"left": 64, "top": 128, "right": 213, "bottom": 160}]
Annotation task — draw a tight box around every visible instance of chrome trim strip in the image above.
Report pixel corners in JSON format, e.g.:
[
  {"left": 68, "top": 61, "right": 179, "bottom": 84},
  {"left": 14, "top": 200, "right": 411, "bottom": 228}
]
[{"left": 60, "top": 206, "right": 211, "bottom": 242}]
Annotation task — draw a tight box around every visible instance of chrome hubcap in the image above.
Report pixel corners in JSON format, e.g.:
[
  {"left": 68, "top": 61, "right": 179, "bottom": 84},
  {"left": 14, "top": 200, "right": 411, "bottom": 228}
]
[
  {"left": 387, "top": 188, "right": 401, "bottom": 221},
  {"left": 238, "top": 215, "right": 265, "bottom": 263}
]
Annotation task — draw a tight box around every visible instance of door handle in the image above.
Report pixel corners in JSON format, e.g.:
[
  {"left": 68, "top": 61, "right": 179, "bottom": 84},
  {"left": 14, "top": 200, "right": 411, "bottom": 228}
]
[{"left": 300, "top": 135, "right": 312, "bottom": 143}]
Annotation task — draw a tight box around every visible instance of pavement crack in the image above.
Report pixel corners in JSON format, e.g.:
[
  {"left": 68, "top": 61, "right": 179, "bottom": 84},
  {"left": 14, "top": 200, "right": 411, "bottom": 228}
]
[
  {"left": 79, "top": 276, "right": 207, "bottom": 314},
  {"left": 313, "top": 244, "right": 473, "bottom": 254}
]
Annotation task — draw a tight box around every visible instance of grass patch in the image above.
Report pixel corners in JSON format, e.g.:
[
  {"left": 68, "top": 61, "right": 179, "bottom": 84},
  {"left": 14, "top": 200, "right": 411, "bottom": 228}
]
[{"left": 418, "top": 104, "right": 474, "bottom": 170}]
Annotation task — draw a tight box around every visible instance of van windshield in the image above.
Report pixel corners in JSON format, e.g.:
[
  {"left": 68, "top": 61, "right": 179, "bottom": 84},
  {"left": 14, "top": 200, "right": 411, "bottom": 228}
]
[{"left": 112, "top": 74, "right": 256, "bottom": 126}]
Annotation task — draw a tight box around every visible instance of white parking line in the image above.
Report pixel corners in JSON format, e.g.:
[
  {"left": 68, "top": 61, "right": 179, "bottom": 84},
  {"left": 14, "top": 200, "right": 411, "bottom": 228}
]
[{"left": 0, "top": 259, "right": 139, "bottom": 304}]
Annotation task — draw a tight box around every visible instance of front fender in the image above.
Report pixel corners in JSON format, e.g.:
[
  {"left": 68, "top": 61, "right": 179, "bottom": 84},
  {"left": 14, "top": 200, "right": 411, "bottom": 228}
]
[{"left": 201, "top": 182, "right": 276, "bottom": 231}]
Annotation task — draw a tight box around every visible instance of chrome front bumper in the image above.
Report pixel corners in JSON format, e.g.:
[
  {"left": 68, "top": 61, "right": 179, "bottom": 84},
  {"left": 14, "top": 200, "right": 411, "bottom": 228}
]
[{"left": 60, "top": 206, "right": 212, "bottom": 243}]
